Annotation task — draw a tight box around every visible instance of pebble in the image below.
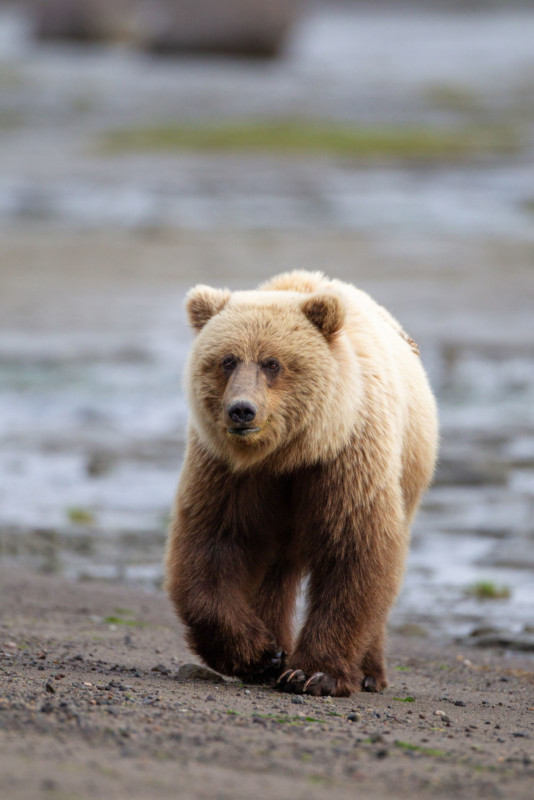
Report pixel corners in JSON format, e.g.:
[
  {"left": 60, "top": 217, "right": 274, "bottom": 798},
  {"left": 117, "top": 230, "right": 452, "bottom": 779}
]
[
  {"left": 347, "top": 712, "right": 361, "bottom": 722},
  {"left": 291, "top": 696, "right": 304, "bottom": 705},
  {"left": 45, "top": 681, "right": 56, "bottom": 694},
  {"left": 205, "top": 694, "right": 216, "bottom": 702},
  {"left": 151, "top": 664, "right": 170, "bottom": 675},
  {"left": 175, "top": 663, "right": 225, "bottom": 683},
  {"left": 454, "top": 700, "right": 467, "bottom": 707}
]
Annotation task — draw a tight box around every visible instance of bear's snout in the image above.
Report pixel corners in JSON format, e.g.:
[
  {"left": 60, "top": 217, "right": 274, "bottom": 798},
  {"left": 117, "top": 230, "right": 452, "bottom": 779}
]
[{"left": 227, "top": 400, "right": 257, "bottom": 426}]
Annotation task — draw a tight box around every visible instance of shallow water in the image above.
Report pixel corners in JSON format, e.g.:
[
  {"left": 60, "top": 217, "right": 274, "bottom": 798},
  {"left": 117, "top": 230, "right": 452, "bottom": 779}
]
[{"left": 1, "top": 5, "right": 534, "bottom": 236}]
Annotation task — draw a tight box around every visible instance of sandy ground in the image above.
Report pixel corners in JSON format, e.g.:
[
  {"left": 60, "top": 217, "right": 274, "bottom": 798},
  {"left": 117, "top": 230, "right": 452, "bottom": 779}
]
[{"left": 0, "top": 566, "right": 532, "bottom": 800}]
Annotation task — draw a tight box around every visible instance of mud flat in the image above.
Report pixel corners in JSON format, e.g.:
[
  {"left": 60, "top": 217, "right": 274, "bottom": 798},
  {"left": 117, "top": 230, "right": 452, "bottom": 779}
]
[{"left": 0, "top": 566, "right": 533, "bottom": 800}]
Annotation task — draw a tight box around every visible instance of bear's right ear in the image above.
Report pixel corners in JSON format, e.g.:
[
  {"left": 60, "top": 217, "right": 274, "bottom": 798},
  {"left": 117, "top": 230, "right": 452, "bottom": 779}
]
[{"left": 185, "top": 285, "right": 231, "bottom": 332}]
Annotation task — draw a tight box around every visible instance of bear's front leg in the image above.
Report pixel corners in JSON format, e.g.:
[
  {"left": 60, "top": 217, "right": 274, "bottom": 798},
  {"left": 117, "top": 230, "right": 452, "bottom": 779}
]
[
  {"left": 166, "top": 437, "right": 287, "bottom": 679},
  {"left": 168, "top": 536, "right": 283, "bottom": 678},
  {"left": 167, "top": 524, "right": 282, "bottom": 677},
  {"left": 278, "top": 482, "right": 407, "bottom": 697}
]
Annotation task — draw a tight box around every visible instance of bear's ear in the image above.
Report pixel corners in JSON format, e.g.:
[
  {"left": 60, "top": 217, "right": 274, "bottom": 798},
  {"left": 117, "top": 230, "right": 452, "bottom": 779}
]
[
  {"left": 300, "top": 293, "right": 345, "bottom": 340},
  {"left": 185, "top": 285, "right": 231, "bottom": 332}
]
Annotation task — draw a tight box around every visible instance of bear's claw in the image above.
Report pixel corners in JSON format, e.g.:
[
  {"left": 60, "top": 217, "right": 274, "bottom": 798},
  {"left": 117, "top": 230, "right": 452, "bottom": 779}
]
[{"left": 277, "top": 668, "right": 340, "bottom": 696}]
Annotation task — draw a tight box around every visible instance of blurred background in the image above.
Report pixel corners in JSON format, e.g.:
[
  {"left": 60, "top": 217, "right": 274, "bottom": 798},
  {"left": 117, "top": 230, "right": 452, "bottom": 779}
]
[{"left": 0, "top": 0, "right": 533, "bottom": 651}]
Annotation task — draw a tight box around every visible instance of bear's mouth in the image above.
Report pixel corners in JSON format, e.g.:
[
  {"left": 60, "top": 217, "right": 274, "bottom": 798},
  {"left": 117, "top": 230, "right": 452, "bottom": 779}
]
[{"left": 227, "top": 426, "right": 261, "bottom": 437}]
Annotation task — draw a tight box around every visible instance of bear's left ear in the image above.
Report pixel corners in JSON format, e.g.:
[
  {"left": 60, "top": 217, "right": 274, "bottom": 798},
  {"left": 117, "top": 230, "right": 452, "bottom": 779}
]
[
  {"left": 185, "top": 285, "right": 231, "bottom": 332},
  {"left": 300, "top": 293, "right": 345, "bottom": 340}
]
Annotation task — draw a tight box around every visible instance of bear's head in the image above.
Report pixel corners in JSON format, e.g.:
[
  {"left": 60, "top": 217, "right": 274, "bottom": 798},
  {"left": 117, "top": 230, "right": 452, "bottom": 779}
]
[{"left": 184, "top": 283, "right": 359, "bottom": 471}]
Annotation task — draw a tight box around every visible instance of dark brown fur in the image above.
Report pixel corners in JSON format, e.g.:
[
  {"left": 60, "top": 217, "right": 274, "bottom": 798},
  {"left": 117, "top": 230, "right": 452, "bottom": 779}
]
[{"left": 166, "top": 426, "right": 405, "bottom": 695}]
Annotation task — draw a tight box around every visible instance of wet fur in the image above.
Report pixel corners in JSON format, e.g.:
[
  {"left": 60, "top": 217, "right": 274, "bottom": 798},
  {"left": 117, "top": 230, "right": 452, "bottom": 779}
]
[{"left": 166, "top": 270, "right": 438, "bottom": 696}]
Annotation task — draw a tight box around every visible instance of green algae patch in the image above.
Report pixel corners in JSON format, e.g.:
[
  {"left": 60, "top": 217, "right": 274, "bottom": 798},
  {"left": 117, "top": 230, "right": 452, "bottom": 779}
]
[
  {"left": 66, "top": 507, "right": 95, "bottom": 525},
  {"left": 395, "top": 740, "right": 446, "bottom": 757},
  {"left": 103, "top": 615, "right": 146, "bottom": 627},
  {"left": 101, "top": 120, "right": 522, "bottom": 162},
  {"left": 393, "top": 696, "right": 416, "bottom": 702},
  {"left": 465, "top": 580, "right": 511, "bottom": 600}
]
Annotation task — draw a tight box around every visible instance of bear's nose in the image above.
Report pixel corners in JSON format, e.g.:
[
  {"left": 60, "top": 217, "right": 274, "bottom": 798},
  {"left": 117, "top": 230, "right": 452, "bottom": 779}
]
[{"left": 228, "top": 400, "right": 257, "bottom": 426}]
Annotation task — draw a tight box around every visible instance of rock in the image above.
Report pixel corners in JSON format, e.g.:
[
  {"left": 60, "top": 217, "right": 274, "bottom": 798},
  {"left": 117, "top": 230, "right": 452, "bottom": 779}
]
[
  {"left": 151, "top": 663, "right": 170, "bottom": 675},
  {"left": 458, "top": 629, "right": 534, "bottom": 652},
  {"left": 347, "top": 712, "right": 361, "bottom": 722},
  {"left": 175, "top": 663, "right": 225, "bottom": 683},
  {"left": 86, "top": 451, "right": 115, "bottom": 477},
  {"left": 138, "top": 0, "right": 298, "bottom": 57},
  {"left": 33, "top": 0, "right": 132, "bottom": 41},
  {"left": 291, "top": 695, "right": 304, "bottom": 705},
  {"left": 32, "top": 0, "right": 298, "bottom": 58},
  {"left": 45, "top": 681, "right": 56, "bottom": 694}
]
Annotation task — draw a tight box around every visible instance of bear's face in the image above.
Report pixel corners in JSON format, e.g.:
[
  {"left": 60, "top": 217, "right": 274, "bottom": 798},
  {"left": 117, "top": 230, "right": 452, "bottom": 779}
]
[{"left": 184, "top": 286, "right": 348, "bottom": 471}]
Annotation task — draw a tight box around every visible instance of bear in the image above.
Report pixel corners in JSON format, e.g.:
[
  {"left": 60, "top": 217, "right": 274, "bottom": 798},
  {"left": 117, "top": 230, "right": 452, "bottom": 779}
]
[{"left": 165, "top": 270, "right": 438, "bottom": 697}]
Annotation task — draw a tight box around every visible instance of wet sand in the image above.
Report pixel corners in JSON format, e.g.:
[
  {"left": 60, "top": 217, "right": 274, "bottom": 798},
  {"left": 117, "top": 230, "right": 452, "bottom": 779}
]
[{"left": 1, "top": 566, "right": 533, "bottom": 800}]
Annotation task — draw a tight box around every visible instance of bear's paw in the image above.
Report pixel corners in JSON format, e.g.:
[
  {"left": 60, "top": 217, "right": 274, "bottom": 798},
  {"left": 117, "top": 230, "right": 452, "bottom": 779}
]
[{"left": 277, "top": 668, "right": 353, "bottom": 698}]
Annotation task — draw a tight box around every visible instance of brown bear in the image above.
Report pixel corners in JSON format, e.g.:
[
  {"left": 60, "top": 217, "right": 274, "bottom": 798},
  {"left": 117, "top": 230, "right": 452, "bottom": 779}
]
[{"left": 166, "top": 270, "right": 438, "bottom": 696}]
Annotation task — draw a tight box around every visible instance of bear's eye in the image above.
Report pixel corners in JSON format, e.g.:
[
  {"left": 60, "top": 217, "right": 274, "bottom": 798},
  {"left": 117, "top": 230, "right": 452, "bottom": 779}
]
[
  {"left": 262, "top": 358, "right": 280, "bottom": 374},
  {"left": 221, "top": 355, "right": 237, "bottom": 372}
]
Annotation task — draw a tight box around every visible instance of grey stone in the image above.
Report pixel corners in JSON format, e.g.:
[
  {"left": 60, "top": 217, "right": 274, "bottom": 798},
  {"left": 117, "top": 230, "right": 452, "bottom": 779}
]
[
  {"left": 175, "top": 663, "right": 225, "bottom": 683},
  {"left": 457, "top": 629, "right": 534, "bottom": 652}
]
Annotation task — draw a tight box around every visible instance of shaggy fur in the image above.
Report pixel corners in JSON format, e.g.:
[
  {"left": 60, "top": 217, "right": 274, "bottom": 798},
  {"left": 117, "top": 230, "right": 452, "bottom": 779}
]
[{"left": 166, "top": 270, "right": 438, "bottom": 696}]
